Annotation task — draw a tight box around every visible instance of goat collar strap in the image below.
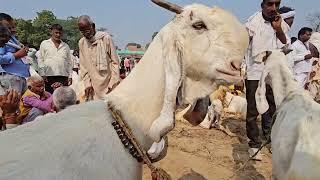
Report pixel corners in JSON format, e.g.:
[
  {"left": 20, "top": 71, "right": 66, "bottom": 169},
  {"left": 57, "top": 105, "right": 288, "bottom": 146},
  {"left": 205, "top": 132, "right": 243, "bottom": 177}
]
[{"left": 107, "top": 103, "right": 172, "bottom": 180}]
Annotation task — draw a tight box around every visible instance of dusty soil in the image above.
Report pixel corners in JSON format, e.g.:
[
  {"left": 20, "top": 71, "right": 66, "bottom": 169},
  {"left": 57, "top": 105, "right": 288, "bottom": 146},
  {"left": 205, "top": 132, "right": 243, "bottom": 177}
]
[{"left": 143, "top": 114, "right": 272, "bottom": 180}]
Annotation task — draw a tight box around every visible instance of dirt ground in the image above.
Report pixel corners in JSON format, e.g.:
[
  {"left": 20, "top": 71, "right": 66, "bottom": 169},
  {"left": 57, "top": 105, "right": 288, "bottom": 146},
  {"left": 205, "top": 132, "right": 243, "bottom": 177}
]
[{"left": 143, "top": 114, "right": 272, "bottom": 180}]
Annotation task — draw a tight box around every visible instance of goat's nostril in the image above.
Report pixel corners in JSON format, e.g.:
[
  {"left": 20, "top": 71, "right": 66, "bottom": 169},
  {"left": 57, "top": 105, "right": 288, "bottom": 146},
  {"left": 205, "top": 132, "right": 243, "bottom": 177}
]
[{"left": 231, "top": 61, "right": 241, "bottom": 71}]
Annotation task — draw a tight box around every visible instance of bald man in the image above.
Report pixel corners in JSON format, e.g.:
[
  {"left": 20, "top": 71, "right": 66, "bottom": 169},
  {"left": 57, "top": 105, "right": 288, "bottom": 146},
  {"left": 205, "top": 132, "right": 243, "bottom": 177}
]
[{"left": 77, "top": 15, "right": 120, "bottom": 100}]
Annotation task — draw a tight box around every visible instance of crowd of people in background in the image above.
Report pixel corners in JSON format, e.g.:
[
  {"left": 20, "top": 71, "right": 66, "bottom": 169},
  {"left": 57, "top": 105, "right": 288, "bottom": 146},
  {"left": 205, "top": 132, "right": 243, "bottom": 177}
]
[
  {"left": 0, "top": 13, "right": 121, "bottom": 130},
  {"left": 244, "top": 0, "right": 319, "bottom": 160}
]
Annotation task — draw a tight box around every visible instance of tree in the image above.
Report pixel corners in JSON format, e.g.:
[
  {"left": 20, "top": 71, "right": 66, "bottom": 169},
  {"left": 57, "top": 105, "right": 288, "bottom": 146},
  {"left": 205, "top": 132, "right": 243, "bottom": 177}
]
[
  {"left": 15, "top": 10, "right": 112, "bottom": 50},
  {"left": 15, "top": 18, "right": 33, "bottom": 44},
  {"left": 30, "top": 10, "right": 57, "bottom": 47},
  {"left": 307, "top": 12, "right": 320, "bottom": 32},
  {"left": 15, "top": 11, "right": 82, "bottom": 50}
]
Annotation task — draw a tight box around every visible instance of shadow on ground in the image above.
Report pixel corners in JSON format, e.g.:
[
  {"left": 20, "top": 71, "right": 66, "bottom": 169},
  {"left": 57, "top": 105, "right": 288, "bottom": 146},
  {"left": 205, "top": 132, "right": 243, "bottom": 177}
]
[
  {"left": 222, "top": 117, "right": 267, "bottom": 180},
  {"left": 178, "top": 169, "right": 208, "bottom": 180}
]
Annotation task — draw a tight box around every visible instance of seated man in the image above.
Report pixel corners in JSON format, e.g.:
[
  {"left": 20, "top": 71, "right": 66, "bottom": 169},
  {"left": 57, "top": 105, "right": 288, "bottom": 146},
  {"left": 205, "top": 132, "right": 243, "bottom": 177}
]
[
  {"left": 1, "top": 86, "right": 77, "bottom": 130},
  {"left": 17, "top": 76, "right": 54, "bottom": 124},
  {"left": 52, "top": 86, "right": 77, "bottom": 112}
]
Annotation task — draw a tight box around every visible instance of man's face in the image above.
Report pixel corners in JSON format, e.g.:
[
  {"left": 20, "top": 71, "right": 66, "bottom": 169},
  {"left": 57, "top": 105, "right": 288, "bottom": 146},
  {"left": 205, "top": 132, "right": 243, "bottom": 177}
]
[
  {"left": 300, "top": 31, "right": 312, "bottom": 42},
  {"left": 78, "top": 21, "right": 95, "bottom": 39},
  {"left": 51, "top": 29, "right": 62, "bottom": 42},
  {"left": 30, "top": 80, "right": 45, "bottom": 96},
  {"left": 262, "top": 0, "right": 281, "bottom": 20},
  {"left": 0, "top": 19, "right": 15, "bottom": 35}
]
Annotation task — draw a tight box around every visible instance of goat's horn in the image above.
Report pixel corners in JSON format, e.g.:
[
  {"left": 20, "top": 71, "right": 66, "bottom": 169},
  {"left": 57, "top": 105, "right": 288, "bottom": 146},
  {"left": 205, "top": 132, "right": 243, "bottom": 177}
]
[{"left": 151, "top": 0, "right": 183, "bottom": 14}]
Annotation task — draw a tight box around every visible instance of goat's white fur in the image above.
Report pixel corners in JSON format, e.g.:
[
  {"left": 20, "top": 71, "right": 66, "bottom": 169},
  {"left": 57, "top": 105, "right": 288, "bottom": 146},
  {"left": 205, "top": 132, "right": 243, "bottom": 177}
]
[
  {"left": 224, "top": 92, "right": 247, "bottom": 119},
  {"left": 199, "top": 99, "right": 223, "bottom": 129},
  {"left": 0, "top": 4, "right": 248, "bottom": 180},
  {"left": 256, "top": 50, "right": 320, "bottom": 180}
]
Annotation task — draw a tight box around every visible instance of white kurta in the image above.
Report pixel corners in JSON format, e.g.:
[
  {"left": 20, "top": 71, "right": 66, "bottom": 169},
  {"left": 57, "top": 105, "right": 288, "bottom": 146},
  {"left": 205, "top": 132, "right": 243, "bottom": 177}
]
[
  {"left": 292, "top": 40, "right": 313, "bottom": 87},
  {"left": 245, "top": 11, "right": 290, "bottom": 80},
  {"left": 38, "top": 39, "right": 72, "bottom": 78},
  {"left": 79, "top": 31, "right": 120, "bottom": 99}
]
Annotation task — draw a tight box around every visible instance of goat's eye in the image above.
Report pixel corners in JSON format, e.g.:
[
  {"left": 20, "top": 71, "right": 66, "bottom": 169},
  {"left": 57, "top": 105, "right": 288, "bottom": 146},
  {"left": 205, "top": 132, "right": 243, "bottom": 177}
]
[{"left": 192, "top": 22, "right": 207, "bottom": 30}]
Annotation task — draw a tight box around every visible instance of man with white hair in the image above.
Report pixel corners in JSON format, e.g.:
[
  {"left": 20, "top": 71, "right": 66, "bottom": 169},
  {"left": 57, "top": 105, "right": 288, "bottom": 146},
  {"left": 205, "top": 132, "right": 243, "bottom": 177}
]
[
  {"left": 17, "top": 76, "right": 53, "bottom": 124},
  {"left": 52, "top": 86, "right": 77, "bottom": 112},
  {"left": 77, "top": 15, "right": 120, "bottom": 100}
]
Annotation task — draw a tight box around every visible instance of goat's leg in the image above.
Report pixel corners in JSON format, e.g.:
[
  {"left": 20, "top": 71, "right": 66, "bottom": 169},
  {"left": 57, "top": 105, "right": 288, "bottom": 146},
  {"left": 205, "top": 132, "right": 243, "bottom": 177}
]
[{"left": 213, "top": 114, "right": 237, "bottom": 137}]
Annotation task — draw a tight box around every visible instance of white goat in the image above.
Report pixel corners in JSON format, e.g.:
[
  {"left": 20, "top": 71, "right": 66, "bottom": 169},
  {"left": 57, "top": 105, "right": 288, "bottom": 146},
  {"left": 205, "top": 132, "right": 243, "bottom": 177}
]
[
  {"left": 256, "top": 50, "right": 320, "bottom": 180},
  {"left": 224, "top": 91, "right": 247, "bottom": 119},
  {"left": 199, "top": 99, "right": 223, "bottom": 129},
  {"left": 0, "top": 2, "right": 248, "bottom": 180},
  {"left": 200, "top": 85, "right": 247, "bottom": 129}
]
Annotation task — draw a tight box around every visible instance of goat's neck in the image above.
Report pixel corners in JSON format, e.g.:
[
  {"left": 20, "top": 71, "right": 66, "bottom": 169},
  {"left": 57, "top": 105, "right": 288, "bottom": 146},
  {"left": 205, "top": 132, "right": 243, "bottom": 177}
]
[
  {"left": 106, "top": 37, "right": 165, "bottom": 149},
  {"left": 269, "top": 67, "right": 301, "bottom": 106}
]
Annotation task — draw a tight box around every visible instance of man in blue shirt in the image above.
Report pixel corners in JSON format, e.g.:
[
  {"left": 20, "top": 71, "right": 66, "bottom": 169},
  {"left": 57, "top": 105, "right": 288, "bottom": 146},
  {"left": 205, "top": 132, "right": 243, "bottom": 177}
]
[{"left": 0, "top": 13, "right": 30, "bottom": 94}]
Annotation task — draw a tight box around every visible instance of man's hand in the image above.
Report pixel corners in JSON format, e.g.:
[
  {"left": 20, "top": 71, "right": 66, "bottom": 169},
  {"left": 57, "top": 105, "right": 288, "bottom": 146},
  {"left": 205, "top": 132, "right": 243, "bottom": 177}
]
[
  {"left": 305, "top": 54, "right": 313, "bottom": 60},
  {"left": 312, "top": 60, "right": 318, "bottom": 66},
  {"left": 271, "top": 15, "right": 282, "bottom": 32},
  {"left": 51, "top": 82, "right": 63, "bottom": 90},
  {"left": 0, "top": 89, "right": 20, "bottom": 114},
  {"left": 85, "top": 87, "right": 94, "bottom": 101},
  {"left": 107, "top": 81, "right": 120, "bottom": 93},
  {"left": 310, "top": 71, "right": 316, "bottom": 79},
  {"left": 305, "top": 82, "right": 310, "bottom": 90},
  {"left": 13, "top": 47, "right": 28, "bottom": 59},
  {"left": 68, "top": 78, "right": 72, "bottom": 86},
  {"left": 42, "top": 76, "right": 48, "bottom": 83}
]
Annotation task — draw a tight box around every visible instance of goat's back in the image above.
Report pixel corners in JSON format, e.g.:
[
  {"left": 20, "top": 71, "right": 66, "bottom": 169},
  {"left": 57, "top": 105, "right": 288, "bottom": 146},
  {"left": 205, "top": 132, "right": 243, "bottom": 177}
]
[
  {"left": 271, "top": 92, "right": 320, "bottom": 180},
  {"left": 0, "top": 101, "right": 141, "bottom": 180}
]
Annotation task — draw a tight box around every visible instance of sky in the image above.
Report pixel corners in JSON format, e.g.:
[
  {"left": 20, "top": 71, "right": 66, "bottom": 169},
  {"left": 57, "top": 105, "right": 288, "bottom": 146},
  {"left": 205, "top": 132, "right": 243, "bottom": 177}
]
[{"left": 1, "top": 0, "right": 319, "bottom": 49}]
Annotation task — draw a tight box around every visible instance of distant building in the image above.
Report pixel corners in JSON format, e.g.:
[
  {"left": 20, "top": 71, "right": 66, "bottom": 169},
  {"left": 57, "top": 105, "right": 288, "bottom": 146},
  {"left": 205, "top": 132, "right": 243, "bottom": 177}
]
[{"left": 125, "top": 43, "right": 144, "bottom": 51}]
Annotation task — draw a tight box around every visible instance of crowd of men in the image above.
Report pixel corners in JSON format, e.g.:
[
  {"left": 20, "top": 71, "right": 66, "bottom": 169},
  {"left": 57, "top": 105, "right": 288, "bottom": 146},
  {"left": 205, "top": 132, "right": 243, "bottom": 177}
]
[
  {"left": 0, "top": 13, "right": 120, "bottom": 130},
  {"left": 244, "top": 0, "right": 319, "bottom": 160},
  {"left": 0, "top": 0, "right": 320, "bottom": 163}
]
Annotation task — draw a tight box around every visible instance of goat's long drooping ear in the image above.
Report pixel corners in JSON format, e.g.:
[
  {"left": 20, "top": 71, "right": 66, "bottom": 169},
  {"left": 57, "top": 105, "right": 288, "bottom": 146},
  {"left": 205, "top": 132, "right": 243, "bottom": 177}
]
[
  {"left": 256, "top": 51, "right": 273, "bottom": 114},
  {"left": 255, "top": 67, "right": 270, "bottom": 114},
  {"left": 149, "top": 29, "right": 184, "bottom": 142}
]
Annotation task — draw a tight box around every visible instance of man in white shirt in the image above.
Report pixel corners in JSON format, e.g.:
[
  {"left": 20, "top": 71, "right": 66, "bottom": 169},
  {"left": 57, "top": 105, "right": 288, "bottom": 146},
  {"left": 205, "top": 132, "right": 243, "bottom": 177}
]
[
  {"left": 292, "top": 27, "right": 313, "bottom": 88},
  {"left": 38, "top": 24, "right": 72, "bottom": 93},
  {"left": 245, "top": 0, "right": 290, "bottom": 160}
]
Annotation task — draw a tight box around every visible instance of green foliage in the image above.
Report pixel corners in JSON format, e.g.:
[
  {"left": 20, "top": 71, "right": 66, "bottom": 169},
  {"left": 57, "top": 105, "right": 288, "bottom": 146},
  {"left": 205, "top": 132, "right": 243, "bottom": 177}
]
[
  {"left": 15, "top": 18, "right": 33, "bottom": 44},
  {"left": 54, "top": 16, "right": 82, "bottom": 50},
  {"left": 15, "top": 10, "right": 82, "bottom": 50}
]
